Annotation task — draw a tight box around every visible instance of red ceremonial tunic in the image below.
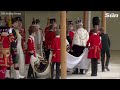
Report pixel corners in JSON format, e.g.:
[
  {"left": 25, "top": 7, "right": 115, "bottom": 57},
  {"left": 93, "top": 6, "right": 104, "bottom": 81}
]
[
  {"left": 45, "top": 31, "right": 56, "bottom": 49},
  {"left": 25, "top": 36, "right": 36, "bottom": 64},
  {"left": 51, "top": 36, "right": 61, "bottom": 62},
  {"left": 87, "top": 33, "right": 102, "bottom": 59},
  {"left": 69, "top": 31, "right": 74, "bottom": 48},
  {"left": 69, "top": 31, "right": 74, "bottom": 41},
  {"left": 19, "top": 27, "right": 26, "bottom": 53},
  {"left": 0, "top": 34, "right": 11, "bottom": 67}
]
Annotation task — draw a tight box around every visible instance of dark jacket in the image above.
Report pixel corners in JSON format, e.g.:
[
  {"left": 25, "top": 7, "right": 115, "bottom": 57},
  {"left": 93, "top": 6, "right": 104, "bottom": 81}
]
[{"left": 100, "top": 33, "right": 110, "bottom": 51}]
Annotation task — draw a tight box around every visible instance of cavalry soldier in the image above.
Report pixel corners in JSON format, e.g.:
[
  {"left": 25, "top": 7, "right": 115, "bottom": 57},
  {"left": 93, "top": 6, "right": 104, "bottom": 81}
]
[
  {"left": 45, "top": 24, "right": 56, "bottom": 61},
  {"left": 67, "top": 21, "right": 75, "bottom": 49}
]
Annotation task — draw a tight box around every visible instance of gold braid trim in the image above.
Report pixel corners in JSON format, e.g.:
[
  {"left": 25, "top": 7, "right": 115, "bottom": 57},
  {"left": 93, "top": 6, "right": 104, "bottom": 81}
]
[{"left": 1, "top": 48, "right": 10, "bottom": 57}]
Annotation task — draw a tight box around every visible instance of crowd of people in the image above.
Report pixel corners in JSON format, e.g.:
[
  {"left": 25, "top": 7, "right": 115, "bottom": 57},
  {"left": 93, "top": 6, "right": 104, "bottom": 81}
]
[{"left": 0, "top": 15, "right": 111, "bottom": 79}]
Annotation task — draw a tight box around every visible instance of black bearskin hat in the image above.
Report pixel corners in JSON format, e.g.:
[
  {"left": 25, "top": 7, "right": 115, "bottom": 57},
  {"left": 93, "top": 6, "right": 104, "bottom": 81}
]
[
  {"left": 92, "top": 16, "right": 100, "bottom": 26},
  {"left": 36, "top": 19, "right": 40, "bottom": 24},
  {"left": 67, "top": 21, "right": 73, "bottom": 25},
  {"left": 50, "top": 18, "right": 56, "bottom": 24}
]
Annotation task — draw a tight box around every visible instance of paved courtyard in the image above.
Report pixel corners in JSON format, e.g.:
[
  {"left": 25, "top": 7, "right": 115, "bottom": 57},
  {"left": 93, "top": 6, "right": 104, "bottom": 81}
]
[
  {"left": 67, "top": 63, "right": 120, "bottom": 79},
  {"left": 36, "top": 50, "right": 120, "bottom": 79},
  {"left": 67, "top": 50, "right": 120, "bottom": 79}
]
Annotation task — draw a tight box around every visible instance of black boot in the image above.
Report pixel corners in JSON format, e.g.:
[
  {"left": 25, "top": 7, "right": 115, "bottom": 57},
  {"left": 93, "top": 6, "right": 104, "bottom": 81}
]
[
  {"left": 91, "top": 59, "right": 95, "bottom": 76},
  {"left": 51, "top": 62, "right": 55, "bottom": 79},
  {"left": 101, "top": 58, "right": 105, "bottom": 72},
  {"left": 94, "top": 59, "right": 98, "bottom": 76},
  {"left": 72, "top": 68, "right": 78, "bottom": 74},
  {"left": 91, "top": 59, "right": 97, "bottom": 76}
]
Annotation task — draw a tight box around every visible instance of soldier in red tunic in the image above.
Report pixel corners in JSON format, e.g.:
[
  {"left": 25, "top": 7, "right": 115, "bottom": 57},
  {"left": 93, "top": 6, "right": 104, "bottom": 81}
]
[
  {"left": 44, "top": 18, "right": 56, "bottom": 43},
  {"left": 86, "top": 17, "right": 102, "bottom": 76},
  {"left": 51, "top": 29, "right": 61, "bottom": 79},
  {"left": 44, "top": 18, "right": 51, "bottom": 50},
  {"left": 44, "top": 18, "right": 50, "bottom": 37},
  {"left": 45, "top": 25, "right": 56, "bottom": 61},
  {"left": 50, "top": 18, "right": 58, "bottom": 32},
  {"left": 89, "top": 16, "right": 101, "bottom": 64},
  {"left": 25, "top": 26, "right": 37, "bottom": 78},
  {"left": 67, "top": 21, "right": 75, "bottom": 48},
  {"left": 17, "top": 17, "right": 26, "bottom": 54},
  {"left": 0, "top": 27, "right": 11, "bottom": 79}
]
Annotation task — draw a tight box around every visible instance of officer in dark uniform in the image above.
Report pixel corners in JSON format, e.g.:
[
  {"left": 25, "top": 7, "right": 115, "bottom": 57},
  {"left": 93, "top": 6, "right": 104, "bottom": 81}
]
[{"left": 100, "top": 28, "right": 111, "bottom": 72}]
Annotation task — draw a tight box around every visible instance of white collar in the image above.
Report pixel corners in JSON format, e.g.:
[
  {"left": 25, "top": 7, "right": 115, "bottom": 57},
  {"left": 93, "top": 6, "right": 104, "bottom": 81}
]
[
  {"left": 56, "top": 36, "right": 60, "bottom": 38},
  {"left": 93, "top": 33, "right": 97, "bottom": 35},
  {"left": 30, "top": 35, "right": 35, "bottom": 41},
  {"left": 49, "top": 29, "right": 54, "bottom": 31}
]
